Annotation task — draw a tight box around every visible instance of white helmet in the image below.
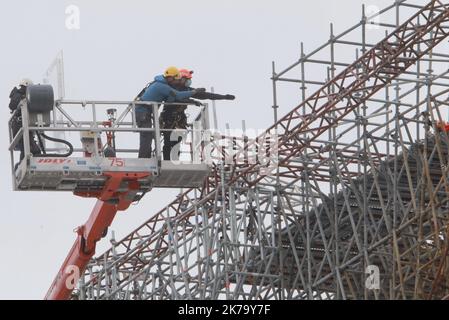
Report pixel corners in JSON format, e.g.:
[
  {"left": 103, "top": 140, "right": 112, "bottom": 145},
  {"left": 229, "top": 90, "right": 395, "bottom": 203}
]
[{"left": 20, "top": 78, "right": 34, "bottom": 87}]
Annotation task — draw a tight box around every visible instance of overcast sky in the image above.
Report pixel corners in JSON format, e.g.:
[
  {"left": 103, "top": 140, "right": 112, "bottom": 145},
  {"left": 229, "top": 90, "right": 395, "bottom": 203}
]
[{"left": 0, "top": 0, "right": 404, "bottom": 299}]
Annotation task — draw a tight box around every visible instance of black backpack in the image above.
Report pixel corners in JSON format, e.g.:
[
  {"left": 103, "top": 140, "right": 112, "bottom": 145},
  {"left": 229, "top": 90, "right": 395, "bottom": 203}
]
[
  {"left": 9, "top": 85, "right": 26, "bottom": 113},
  {"left": 135, "top": 81, "right": 154, "bottom": 101}
]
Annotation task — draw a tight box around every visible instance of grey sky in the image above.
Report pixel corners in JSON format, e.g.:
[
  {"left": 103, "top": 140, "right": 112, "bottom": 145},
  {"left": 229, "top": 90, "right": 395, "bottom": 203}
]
[{"left": 0, "top": 0, "right": 397, "bottom": 299}]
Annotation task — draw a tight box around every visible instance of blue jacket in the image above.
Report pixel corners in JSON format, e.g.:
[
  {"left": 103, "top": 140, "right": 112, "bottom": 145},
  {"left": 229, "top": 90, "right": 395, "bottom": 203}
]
[{"left": 136, "top": 75, "right": 195, "bottom": 113}]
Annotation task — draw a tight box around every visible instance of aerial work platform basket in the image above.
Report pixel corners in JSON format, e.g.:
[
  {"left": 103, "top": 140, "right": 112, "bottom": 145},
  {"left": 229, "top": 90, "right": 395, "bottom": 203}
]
[{"left": 9, "top": 85, "right": 211, "bottom": 193}]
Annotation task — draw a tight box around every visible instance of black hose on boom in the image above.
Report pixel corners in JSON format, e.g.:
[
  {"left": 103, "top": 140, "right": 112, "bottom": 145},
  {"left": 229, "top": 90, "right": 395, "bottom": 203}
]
[{"left": 36, "top": 132, "right": 73, "bottom": 158}]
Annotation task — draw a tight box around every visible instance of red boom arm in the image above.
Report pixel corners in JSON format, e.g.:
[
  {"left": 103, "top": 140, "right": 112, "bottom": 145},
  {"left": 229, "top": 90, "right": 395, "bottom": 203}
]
[{"left": 44, "top": 172, "right": 149, "bottom": 300}]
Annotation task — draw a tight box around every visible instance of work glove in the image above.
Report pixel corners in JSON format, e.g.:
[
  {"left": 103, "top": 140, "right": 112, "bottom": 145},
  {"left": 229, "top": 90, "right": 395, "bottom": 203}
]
[{"left": 224, "top": 94, "right": 235, "bottom": 100}]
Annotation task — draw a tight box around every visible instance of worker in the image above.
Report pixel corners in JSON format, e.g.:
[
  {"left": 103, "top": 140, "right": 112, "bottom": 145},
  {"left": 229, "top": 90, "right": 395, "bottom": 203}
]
[
  {"left": 436, "top": 120, "right": 449, "bottom": 133},
  {"left": 135, "top": 66, "right": 205, "bottom": 158},
  {"left": 160, "top": 68, "right": 235, "bottom": 161},
  {"left": 9, "top": 79, "right": 42, "bottom": 166}
]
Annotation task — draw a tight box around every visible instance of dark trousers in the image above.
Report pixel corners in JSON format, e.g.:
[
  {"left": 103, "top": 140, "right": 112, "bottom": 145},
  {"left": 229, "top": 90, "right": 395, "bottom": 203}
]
[
  {"left": 162, "top": 131, "right": 182, "bottom": 161},
  {"left": 136, "top": 111, "right": 154, "bottom": 158},
  {"left": 11, "top": 116, "right": 41, "bottom": 161}
]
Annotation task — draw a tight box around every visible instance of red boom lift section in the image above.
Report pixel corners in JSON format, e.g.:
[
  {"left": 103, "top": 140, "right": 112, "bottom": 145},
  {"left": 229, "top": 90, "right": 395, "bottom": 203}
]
[{"left": 45, "top": 171, "right": 150, "bottom": 300}]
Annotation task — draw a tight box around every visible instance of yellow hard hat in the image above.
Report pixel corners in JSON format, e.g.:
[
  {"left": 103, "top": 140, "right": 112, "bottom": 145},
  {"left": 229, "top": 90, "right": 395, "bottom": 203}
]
[{"left": 164, "top": 66, "right": 180, "bottom": 79}]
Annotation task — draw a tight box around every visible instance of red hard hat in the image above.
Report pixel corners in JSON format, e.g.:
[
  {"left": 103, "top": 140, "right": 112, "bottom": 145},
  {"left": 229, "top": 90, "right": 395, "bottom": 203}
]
[{"left": 179, "top": 69, "right": 193, "bottom": 79}]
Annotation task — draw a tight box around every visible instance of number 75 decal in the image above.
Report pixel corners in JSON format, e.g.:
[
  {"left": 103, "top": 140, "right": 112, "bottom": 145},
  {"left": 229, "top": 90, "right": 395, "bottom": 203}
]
[{"left": 110, "top": 158, "right": 125, "bottom": 167}]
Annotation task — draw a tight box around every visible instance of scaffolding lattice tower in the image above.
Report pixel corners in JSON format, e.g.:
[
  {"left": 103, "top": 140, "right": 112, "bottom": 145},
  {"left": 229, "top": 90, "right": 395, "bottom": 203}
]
[{"left": 77, "top": 0, "right": 449, "bottom": 300}]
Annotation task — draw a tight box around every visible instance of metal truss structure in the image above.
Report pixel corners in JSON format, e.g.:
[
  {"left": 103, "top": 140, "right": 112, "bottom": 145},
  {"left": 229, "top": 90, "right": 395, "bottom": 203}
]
[{"left": 77, "top": 0, "right": 449, "bottom": 300}]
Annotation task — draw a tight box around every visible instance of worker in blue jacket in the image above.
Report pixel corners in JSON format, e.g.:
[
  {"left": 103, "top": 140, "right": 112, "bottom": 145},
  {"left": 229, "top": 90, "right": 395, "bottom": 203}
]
[{"left": 135, "top": 66, "right": 205, "bottom": 158}]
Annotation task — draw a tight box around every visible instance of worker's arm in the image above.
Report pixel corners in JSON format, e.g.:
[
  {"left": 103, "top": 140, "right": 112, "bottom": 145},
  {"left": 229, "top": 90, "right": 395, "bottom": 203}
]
[
  {"left": 190, "top": 89, "right": 235, "bottom": 101},
  {"left": 141, "top": 82, "right": 199, "bottom": 103},
  {"left": 163, "top": 83, "right": 198, "bottom": 101}
]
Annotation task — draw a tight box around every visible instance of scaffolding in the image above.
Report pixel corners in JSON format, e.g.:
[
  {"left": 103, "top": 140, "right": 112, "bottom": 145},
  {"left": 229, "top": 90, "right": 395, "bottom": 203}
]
[{"left": 74, "top": 0, "right": 449, "bottom": 300}]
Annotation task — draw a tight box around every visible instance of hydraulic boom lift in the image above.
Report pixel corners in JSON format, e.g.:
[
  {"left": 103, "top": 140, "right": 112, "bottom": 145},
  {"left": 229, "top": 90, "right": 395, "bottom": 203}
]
[{"left": 8, "top": 85, "right": 211, "bottom": 299}]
